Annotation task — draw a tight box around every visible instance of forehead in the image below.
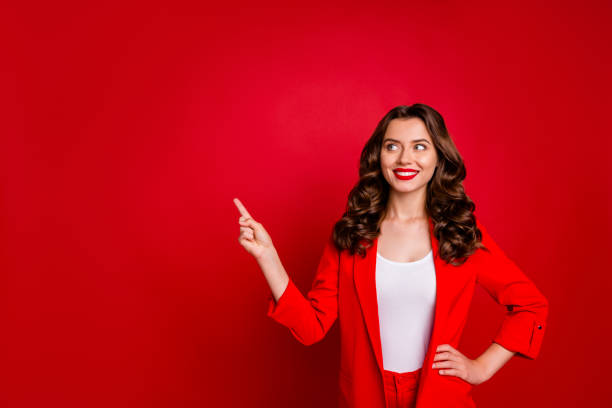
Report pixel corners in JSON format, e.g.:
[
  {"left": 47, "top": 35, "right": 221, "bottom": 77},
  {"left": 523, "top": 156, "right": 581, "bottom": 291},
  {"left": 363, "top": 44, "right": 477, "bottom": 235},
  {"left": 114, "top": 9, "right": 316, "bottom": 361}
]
[{"left": 383, "top": 118, "right": 432, "bottom": 142}]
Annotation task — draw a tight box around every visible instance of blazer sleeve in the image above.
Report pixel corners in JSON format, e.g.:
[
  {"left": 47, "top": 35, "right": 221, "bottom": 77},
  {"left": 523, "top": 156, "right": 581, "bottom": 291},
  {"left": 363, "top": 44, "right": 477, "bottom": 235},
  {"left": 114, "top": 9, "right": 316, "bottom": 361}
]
[
  {"left": 474, "top": 218, "right": 549, "bottom": 360},
  {"left": 266, "top": 233, "right": 340, "bottom": 346}
]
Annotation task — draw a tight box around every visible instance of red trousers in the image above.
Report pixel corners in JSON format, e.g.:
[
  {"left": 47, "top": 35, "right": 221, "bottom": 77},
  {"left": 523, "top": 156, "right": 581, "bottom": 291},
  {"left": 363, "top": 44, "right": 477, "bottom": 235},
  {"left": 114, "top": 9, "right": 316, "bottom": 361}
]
[{"left": 382, "top": 367, "right": 422, "bottom": 408}]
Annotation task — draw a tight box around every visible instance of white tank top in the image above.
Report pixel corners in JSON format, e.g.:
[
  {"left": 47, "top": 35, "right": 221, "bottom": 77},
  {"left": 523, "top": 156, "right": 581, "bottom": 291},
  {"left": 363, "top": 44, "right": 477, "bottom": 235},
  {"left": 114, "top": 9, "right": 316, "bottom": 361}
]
[{"left": 375, "top": 248, "right": 436, "bottom": 373}]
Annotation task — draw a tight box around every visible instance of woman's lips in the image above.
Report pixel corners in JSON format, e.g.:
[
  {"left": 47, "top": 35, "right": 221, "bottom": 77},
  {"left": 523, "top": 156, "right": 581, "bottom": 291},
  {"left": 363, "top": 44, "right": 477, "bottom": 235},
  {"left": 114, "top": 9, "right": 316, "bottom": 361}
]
[{"left": 393, "top": 170, "right": 419, "bottom": 180}]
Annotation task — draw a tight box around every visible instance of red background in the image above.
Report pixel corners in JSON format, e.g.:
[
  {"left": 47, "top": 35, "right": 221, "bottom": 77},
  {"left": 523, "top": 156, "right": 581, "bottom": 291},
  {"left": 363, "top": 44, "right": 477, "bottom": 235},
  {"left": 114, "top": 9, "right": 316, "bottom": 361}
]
[{"left": 4, "top": 1, "right": 611, "bottom": 406}]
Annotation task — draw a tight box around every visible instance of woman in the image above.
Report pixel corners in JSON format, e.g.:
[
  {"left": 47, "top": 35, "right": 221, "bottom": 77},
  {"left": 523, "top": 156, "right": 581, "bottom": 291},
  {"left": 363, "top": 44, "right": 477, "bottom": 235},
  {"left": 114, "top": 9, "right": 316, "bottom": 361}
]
[{"left": 233, "top": 104, "right": 549, "bottom": 408}]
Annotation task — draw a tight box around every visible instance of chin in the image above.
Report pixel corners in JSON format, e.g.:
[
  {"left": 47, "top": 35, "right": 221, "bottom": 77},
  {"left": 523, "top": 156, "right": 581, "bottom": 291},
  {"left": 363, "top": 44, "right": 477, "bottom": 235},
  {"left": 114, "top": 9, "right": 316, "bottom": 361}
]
[
  {"left": 392, "top": 186, "right": 418, "bottom": 193},
  {"left": 394, "top": 182, "right": 427, "bottom": 192}
]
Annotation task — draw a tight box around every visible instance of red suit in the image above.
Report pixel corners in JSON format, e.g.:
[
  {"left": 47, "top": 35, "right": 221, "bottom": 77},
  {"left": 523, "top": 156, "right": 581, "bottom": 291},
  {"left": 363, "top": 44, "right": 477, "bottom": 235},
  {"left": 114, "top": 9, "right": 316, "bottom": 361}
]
[{"left": 267, "top": 216, "right": 549, "bottom": 407}]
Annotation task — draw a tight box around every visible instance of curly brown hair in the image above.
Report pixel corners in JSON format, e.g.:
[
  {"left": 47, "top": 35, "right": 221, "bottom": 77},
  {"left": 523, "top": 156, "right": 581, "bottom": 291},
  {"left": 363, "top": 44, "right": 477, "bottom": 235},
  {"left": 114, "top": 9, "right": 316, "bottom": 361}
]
[{"left": 331, "top": 103, "right": 487, "bottom": 266}]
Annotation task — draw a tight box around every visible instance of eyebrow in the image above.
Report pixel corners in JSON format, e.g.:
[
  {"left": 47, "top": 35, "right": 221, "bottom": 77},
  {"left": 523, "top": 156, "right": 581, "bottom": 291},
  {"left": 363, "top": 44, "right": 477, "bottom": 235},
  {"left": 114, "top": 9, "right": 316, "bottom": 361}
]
[{"left": 383, "top": 138, "right": 431, "bottom": 145}]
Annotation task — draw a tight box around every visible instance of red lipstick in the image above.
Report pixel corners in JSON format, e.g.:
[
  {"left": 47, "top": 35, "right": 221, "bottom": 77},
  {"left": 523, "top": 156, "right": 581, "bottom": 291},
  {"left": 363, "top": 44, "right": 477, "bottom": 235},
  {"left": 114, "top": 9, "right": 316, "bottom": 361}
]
[{"left": 393, "top": 168, "right": 419, "bottom": 180}]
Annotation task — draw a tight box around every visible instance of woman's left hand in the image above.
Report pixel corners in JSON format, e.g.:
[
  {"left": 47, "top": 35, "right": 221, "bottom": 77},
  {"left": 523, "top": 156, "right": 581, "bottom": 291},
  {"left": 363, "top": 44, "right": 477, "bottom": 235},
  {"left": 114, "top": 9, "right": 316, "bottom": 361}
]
[{"left": 432, "top": 344, "right": 490, "bottom": 385}]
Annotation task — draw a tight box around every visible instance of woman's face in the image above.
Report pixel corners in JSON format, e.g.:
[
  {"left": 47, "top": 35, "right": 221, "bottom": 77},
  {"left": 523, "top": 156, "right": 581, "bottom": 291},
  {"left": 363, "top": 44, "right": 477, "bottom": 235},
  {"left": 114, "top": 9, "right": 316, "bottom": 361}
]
[{"left": 380, "top": 118, "right": 438, "bottom": 193}]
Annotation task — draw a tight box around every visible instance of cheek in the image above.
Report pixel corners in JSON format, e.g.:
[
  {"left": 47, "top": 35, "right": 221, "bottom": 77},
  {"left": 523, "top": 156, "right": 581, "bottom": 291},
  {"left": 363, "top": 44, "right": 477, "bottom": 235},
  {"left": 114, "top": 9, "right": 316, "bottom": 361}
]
[
  {"left": 380, "top": 155, "right": 393, "bottom": 169},
  {"left": 421, "top": 155, "right": 437, "bottom": 169}
]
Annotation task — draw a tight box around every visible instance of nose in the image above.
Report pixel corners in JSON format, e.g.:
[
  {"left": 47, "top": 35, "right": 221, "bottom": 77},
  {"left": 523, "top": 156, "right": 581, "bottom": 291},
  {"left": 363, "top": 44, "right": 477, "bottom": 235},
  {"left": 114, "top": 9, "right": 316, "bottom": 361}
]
[{"left": 398, "top": 148, "right": 415, "bottom": 165}]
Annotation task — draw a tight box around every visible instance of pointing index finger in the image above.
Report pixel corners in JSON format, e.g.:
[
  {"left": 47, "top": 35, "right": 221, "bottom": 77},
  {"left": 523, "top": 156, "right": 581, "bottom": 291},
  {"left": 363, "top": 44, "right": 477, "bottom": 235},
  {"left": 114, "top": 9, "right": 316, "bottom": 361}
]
[{"left": 233, "top": 198, "right": 252, "bottom": 218}]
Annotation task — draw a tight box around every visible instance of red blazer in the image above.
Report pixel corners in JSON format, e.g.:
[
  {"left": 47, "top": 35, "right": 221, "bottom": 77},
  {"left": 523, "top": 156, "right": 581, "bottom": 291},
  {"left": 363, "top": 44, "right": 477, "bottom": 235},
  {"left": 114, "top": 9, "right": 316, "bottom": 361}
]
[{"left": 267, "top": 216, "right": 549, "bottom": 407}]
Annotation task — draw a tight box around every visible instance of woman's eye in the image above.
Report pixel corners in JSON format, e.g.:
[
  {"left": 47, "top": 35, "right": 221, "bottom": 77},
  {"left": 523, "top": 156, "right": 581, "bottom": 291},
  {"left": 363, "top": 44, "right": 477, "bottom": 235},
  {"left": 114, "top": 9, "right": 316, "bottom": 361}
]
[{"left": 386, "top": 143, "right": 426, "bottom": 151}]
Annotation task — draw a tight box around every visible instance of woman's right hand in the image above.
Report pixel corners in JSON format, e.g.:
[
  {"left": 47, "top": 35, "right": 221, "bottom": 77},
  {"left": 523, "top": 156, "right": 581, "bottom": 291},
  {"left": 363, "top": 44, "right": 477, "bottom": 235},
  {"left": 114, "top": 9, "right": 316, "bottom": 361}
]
[{"left": 233, "top": 198, "right": 277, "bottom": 261}]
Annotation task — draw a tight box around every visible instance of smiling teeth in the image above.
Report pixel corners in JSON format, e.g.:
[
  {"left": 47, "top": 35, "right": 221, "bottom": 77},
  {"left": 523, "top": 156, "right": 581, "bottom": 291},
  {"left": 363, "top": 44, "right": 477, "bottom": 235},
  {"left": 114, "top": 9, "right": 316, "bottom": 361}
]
[{"left": 396, "top": 171, "right": 417, "bottom": 176}]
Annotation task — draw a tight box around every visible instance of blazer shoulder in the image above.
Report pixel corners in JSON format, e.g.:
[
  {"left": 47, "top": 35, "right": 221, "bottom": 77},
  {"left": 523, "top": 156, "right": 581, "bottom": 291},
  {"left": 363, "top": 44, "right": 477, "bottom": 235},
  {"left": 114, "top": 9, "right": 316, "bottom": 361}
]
[{"left": 470, "top": 217, "right": 506, "bottom": 264}]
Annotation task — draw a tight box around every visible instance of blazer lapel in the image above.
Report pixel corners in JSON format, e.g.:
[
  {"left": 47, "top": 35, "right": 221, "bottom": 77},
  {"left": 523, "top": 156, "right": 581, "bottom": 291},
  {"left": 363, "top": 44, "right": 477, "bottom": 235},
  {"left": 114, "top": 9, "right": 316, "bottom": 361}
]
[
  {"left": 353, "top": 227, "right": 384, "bottom": 373},
  {"left": 353, "top": 216, "right": 453, "bottom": 388}
]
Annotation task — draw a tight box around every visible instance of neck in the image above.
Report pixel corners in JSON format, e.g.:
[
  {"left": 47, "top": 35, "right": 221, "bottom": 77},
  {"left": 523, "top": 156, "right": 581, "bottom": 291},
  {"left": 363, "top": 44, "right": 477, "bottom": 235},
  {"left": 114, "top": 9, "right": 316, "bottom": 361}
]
[{"left": 384, "top": 188, "right": 428, "bottom": 223}]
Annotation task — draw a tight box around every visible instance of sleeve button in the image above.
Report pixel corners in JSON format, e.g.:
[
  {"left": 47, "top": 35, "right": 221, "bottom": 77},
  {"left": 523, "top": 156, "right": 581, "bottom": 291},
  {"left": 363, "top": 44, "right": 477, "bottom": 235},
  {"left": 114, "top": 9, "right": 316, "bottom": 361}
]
[{"left": 537, "top": 325, "right": 542, "bottom": 330}]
